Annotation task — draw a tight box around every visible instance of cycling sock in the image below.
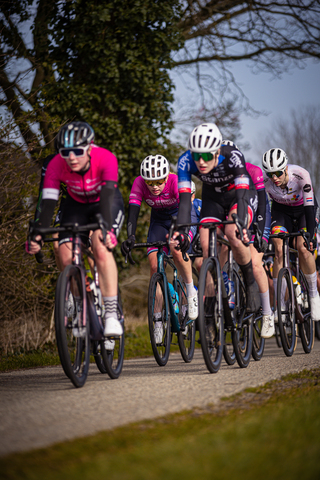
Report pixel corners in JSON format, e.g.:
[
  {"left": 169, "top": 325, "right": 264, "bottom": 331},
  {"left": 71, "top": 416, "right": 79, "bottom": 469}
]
[
  {"left": 103, "top": 296, "right": 118, "bottom": 318},
  {"left": 260, "top": 290, "right": 272, "bottom": 316},
  {"left": 304, "top": 271, "right": 318, "bottom": 298},
  {"left": 239, "top": 260, "right": 255, "bottom": 286},
  {"left": 185, "top": 281, "right": 196, "bottom": 297}
]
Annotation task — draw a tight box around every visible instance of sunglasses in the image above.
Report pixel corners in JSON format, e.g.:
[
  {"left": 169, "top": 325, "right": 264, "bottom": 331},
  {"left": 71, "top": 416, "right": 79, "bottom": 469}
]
[
  {"left": 266, "top": 170, "right": 285, "bottom": 178},
  {"left": 191, "top": 152, "right": 217, "bottom": 162},
  {"left": 145, "top": 178, "right": 167, "bottom": 186},
  {"left": 59, "top": 145, "right": 90, "bottom": 158}
]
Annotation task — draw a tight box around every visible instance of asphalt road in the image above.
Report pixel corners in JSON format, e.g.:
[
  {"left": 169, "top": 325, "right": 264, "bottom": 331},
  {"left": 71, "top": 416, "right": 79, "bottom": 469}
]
[{"left": 1, "top": 338, "right": 320, "bottom": 457}]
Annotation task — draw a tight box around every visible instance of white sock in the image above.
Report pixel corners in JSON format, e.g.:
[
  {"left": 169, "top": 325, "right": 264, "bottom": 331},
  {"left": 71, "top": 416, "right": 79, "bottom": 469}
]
[
  {"left": 304, "top": 271, "right": 318, "bottom": 298},
  {"left": 186, "top": 281, "right": 196, "bottom": 297},
  {"left": 260, "top": 290, "right": 272, "bottom": 316}
]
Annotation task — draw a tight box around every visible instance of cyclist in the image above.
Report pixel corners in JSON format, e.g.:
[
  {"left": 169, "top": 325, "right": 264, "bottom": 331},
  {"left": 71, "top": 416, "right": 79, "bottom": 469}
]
[
  {"left": 223, "top": 140, "right": 274, "bottom": 337},
  {"left": 262, "top": 147, "right": 320, "bottom": 321},
  {"left": 176, "top": 123, "right": 260, "bottom": 314},
  {"left": 121, "top": 154, "right": 198, "bottom": 341},
  {"left": 26, "top": 121, "right": 124, "bottom": 337}
]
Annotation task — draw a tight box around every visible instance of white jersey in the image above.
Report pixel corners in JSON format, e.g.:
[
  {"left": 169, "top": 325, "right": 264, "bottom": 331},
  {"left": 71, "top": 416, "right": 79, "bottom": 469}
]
[{"left": 263, "top": 164, "right": 314, "bottom": 207}]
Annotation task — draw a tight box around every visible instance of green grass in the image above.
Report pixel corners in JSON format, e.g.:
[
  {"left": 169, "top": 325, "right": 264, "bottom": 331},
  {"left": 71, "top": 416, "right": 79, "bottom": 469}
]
[{"left": 1, "top": 368, "right": 320, "bottom": 480}]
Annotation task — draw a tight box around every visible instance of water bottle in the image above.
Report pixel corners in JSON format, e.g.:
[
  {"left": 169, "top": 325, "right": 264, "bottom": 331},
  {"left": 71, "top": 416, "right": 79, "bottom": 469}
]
[
  {"left": 292, "top": 275, "right": 302, "bottom": 306},
  {"left": 168, "top": 283, "right": 179, "bottom": 313},
  {"left": 222, "top": 272, "right": 235, "bottom": 310}
]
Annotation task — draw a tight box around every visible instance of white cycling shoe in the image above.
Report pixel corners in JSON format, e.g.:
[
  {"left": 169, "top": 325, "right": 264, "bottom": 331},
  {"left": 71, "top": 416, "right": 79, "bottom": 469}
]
[
  {"left": 310, "top": 294, "right": 320, "bottom": 321},
  {"left": 104, "top": 316, "right": 123, "bottom": 337},
  {"left": 261, "top": 313, "right": 275, "bottom": 339},
  {"left": 188, "top": 294, "right": 198, "bottom": 320}
]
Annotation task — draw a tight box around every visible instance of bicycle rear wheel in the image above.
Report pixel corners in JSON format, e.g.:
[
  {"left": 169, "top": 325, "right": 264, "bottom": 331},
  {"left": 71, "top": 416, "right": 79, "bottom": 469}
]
[
  {"left": 277, "top": 268, "right": 296, "bottom": 357},
  {"left": 198, "top": 258, "right": 224, "bottom": 373},
  {"left": 252, "top": 310, "right": 265, "bottom": 361},
  {"left": 231, "top": 270, "right": 253, "bottom": 368},
  {"left": 55, "top": 265, "right": 90, "bottom": 388},
  {"left": 177, "top": 278, "right": 196, "bottom": 363},
  {"left": 296, "top": 271, "right": 314, "bottom": 354},
  {"left": 101, "top": 291, "right": 125, "bottom": 379},
  {"left": 148, "top": 273, "right": 171, "bottom": 366}
]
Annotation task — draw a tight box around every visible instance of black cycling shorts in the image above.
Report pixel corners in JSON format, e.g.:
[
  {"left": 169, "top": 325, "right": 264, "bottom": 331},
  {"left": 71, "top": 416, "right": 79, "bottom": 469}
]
[{"left": 59, "top": 188, "right": 124, "bottom": 245}]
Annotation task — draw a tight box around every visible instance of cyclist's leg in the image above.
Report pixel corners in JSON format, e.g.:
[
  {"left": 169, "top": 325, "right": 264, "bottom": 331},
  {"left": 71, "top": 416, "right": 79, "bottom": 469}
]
[{"left": 225, "top": 191, "right": 259, "bottom": 313}]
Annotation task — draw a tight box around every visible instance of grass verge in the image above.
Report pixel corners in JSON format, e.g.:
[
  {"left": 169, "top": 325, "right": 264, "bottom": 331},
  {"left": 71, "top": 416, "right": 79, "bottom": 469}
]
[{"left": 1, "top": 368, "right": 320, "bottom": 479}]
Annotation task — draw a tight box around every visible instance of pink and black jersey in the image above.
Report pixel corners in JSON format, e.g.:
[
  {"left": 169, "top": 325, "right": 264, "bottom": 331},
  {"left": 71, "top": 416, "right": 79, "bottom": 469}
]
[
  {"left": 129, "top": 173, "right": 179, "bottom": 211},
  {"left": 43, "top": 145, "right": 118, "bottom": 204}
]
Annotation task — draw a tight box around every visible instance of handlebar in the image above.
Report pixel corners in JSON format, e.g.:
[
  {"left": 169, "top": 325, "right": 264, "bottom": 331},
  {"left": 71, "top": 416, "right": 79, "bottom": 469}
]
[{"left": 270, "top": 229, "right": 311, "bottom": 252}]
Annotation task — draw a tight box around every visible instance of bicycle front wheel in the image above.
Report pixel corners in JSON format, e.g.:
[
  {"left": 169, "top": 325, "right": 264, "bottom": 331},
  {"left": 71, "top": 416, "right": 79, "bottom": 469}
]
[
  {"left": 148, "top": 273, "right": 171, "bottom": 366},
  {"left": 277, "top": 268, "right": 296, "bottom": 357},
  {"left": 252, "top": 310, "right": 265, "bottom": 361},
  {"left": 231, "top": 270, "right": 253, "bottom": 368},
  {"left": 198, "top": 258, "right": 224, "bottom": 373},
  {"left": 55, "top": 265, "right": 90, "bottom": 388},
  {"left": 177, "top": 278, "right": 196, "bottom": 363},
  {"left": 296, "top": 271, "right": 314, "bottom": 354},
  {"left": 101, "top": 290, "right": 125, "bottom": 379}
]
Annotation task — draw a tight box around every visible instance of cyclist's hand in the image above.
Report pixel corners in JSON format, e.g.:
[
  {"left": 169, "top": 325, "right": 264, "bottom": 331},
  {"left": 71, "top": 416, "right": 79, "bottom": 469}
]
[
  {"left": 176, "top": 233, "right": 190, "bottom": 254},
  {"left": 310, "top": 238, "right": 317, "bottom": 253},
  {"left": 121, "top": 235, "right": 135, "bottom": 256},
  {"left": 242, "top": 228, "right": 250, "bottom": 245},
  {"left": 253, "top": 235, "right": 268, "bottom": 253},
  {"left": 25, "top": 235, "right": 42, "bottom": 255},
  {"left": 103, "top": 231, "right": 118, "bottom": 250}
]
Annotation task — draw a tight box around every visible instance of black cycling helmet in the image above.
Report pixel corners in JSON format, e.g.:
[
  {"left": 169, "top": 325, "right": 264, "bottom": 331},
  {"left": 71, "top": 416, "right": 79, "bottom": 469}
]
[{"left": 56, "top": 121, "right": 95, "bottom": 150}]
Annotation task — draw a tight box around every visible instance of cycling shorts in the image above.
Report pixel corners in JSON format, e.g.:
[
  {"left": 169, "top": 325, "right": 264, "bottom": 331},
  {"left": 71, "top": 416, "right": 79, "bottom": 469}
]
[
  {"left": 59, "top": 189, "right": 124, "bottom": 245},
  {"left": 147, "top": 207, "right": 179, "bottom": 255},
  {"left": 271, "top": 201, "right": 308, "bottom": 234},
  {"left": 199, "top": 184, "right": 257, "bottom": 230}
]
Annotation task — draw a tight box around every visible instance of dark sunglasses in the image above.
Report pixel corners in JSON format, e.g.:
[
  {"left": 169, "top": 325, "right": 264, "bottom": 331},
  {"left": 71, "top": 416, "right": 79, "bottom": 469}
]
[
  {"left": 192, "top": 152, "right": 219, "bottom": 162},
  {"left": 145, "top": 178, "right": 167, "bottom": 186},
  {"left": 59, "top": 145, "right": 90, "bottom": 158},
  {"left": 266, "top": 170, "right": 285, "bottom": 178}
]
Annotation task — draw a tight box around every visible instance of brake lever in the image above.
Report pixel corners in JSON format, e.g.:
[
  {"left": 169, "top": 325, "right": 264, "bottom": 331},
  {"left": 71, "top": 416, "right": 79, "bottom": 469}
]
[
  {"left": 232, "top": 213, "right": 249, "bottom": 247},
  {"left": 301, "top": 230, "right": 311, "bottom": 252}
]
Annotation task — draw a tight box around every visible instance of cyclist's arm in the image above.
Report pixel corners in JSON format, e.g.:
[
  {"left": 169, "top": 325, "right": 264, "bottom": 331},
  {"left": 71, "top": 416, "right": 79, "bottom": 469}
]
[
  {"left": 100, "top": 181, "right": 116, "bottom": 231},
  {"left": 300, "top": 171, "right": 315, "bottom": 243},
  {"left": 234, "top": 175, "right": 250, "bottom": 226},
  {"left": 127, "top": 204, "right": 140, "bottom": 237},
  {"left": 34, "top": 154, "right": 56, "bottom": 223},
  {"left": 304, "top": 205, "right": 316, "bottom": 244},
  {"left": 176, "top": 150, "right": 197, "bottom": 229},
  {"left": 256, "top": 188, "right": 266, "bottom": 235}
]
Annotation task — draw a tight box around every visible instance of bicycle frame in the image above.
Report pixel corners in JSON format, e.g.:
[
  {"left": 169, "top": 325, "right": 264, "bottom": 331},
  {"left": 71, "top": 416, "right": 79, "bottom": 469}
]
[{"left": 156, "top": 245, "right": 189, "bottom": 333}]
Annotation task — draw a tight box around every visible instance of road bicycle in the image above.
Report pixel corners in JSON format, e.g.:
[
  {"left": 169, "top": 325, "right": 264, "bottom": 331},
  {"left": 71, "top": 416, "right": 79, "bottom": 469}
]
[
  {"left": 269, "top": 229, "right": 313, "bottom": 357},
  {"left": 28, "top": 214, "right": 125, "bottom": 387},
  {"left": 189, "top": 214, "right": 254, "bottom": 373},
  {"left": 124, "top": 228, "right": 196, "bottom": 366}
]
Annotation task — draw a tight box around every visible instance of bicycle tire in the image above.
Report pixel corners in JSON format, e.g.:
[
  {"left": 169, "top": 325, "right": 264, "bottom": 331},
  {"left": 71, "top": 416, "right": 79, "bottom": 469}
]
[
  {"left": 101, "top": 290, "right": 125, "bottom": 379},
  {"left": 221, "top": 264, "right": 236, "bottom": 366},
  {"left": 277, "top": 267, "right": 296, "bottom": 357},
  {"left": 177, "top": 278, "right": 196, "bottom": 363},
  {"left": 315, "top": 320, "right": 320, "bottom": 341},
  {"left": 274, "top": 322, "right": 282, "bottom": 348},
  {"left": 296, "top": 270, "right": 314, "bottom": 354},
  {"left": 231, "top": 270, "right": 253, "bottom": 368},
  {"left": 198, "top": 258, "right": 224, "bottom": 373},
  {"left": 148, "top": 273, "right": 171, "bottom": 366},
  {"left": 93, "top": 340, "right": 107, "bottom": 374},
  {"left": 55, "top": 265, "right": 90, "bottom": 388},
  {"left": 252, "top": 310, "right": 265, "bottom": 361}
]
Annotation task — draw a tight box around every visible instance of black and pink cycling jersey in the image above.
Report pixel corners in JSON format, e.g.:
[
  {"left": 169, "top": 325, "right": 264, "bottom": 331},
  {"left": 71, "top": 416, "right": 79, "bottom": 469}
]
[{"left": 42, "top": 145, "right": 118, "bottom": 203}]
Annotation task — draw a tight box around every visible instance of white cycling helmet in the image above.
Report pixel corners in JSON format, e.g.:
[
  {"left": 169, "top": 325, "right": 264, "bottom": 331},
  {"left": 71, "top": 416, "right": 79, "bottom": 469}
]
[
  {"left": 191, "top": 181, "right": 196, "bottom": 194},
  {"left": 188, "top": 123, "right": 222, "bottom": 153},
  {"left": 262, "top": 148, "right": 288, "bottom": 173},
  {"left": 223, "top": 139, "right": 238, "bottom": 149},
  {"left": 140, "top": 155, "right": 169, "bottom": 180}
]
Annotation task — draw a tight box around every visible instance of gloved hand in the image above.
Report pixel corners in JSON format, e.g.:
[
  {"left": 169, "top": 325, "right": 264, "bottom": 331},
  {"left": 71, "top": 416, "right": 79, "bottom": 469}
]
[
  {"left": 121, "top": 235, "right": 135, "bottom": 256},
  {"left": 177, "top": 233, "right": 190, "bottom": 254},
  {"left": 254, "top": 234, "right": 268, "bottom": 253}
]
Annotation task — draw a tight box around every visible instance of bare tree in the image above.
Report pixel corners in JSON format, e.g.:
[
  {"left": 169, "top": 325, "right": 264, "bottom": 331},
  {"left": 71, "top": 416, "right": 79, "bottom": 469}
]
[
  {"left": 173, "top": 1, "right": 320, "bottom": 115},
  {"left": 264, "top": 105, "right": 320, "bottom": 200}
]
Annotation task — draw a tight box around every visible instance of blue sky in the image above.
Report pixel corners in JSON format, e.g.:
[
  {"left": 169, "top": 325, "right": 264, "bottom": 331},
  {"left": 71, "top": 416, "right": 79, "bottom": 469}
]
[{"left": 171, "top": 58, "right": 320, "bottom": 164}]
